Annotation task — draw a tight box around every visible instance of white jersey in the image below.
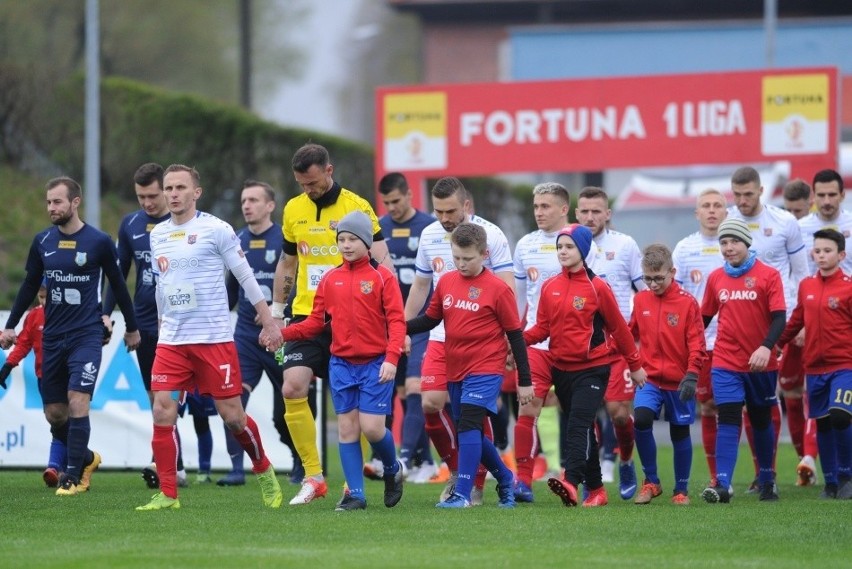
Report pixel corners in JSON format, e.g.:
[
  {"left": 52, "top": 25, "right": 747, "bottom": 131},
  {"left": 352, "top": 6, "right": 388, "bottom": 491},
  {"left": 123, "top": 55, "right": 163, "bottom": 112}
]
[
  {"left": 727, "top": 204, "right": 807, "bottom": 317},
  {"left": 798, "top": 210, "right": 852, "bottom": 275},
  {"left": 415, "top": 214, "right": 513, "bottom": 342},
  {"left": 672, "top": 231, "right": 723, "bottom": 350},
  {"left": 151, "top": 212, "right": 239, "bottom": 345},
  {"left": 513, "top": 228, "right": 598, "bottom": 349},
  {"left": 588, "top": 229, "right": 645, "bottom": 321}
]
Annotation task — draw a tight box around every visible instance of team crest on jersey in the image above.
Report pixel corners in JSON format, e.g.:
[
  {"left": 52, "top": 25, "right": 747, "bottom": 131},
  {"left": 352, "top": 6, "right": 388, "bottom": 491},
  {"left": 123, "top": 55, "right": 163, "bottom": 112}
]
[
  {"left": 265, "top": 250, "right": 276, "bottom": 264},
  {"left": 744, "top": 277, "right": 756, "bottom": 289},
  {"left": 667, "top": 313, "right": 679, "bottom": 327},
  {"left": 572, "top": 296, "right": 586, "bottom": 310},
  {"left": 360, "top": 280, "right": 374, "bottom": 294},
  {"left": 187, "top": 234, "right": 197, "bottom": 245},
  {"left": 690, "top": 269, "right": 703, "bottom": 284},
  {"left": 763, "top": 228, "right": 773, "bottom": 236},
  {"left": 828, "top": 296, "right": 840, "bottom": 309},
  {"left": 606, "top": 252, "right": 615, "bottom": 260},
  {"left": 75, "top": 252, "right": 87, "bottom": 266},
  {"left": 408, "top": 236, "right": 420, "bottom": 251},
  {"left": 468, "top": 286, "right": 481, "bottom": 300},
  {"left": 329, "top": 220, "right": 339, "bottom": 231}
]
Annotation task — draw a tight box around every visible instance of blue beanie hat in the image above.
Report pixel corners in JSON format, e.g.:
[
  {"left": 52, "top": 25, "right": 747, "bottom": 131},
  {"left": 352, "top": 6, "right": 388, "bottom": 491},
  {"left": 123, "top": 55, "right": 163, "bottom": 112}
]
[{"left": 557, "top": 223, "right": 593, "bottom": 260}]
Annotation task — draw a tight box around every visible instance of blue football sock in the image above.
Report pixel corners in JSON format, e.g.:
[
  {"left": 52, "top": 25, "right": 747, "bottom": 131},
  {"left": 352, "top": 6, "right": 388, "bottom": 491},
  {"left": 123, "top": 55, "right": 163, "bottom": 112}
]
[
  {"left": 224, "top": 424, "right": 245, "bottom": 473},
  {"left": 197, "top": 430, "right": 213, "bottom": 474},
  {"left": 835, "top": 424, "right": 852, "bottom": 481},
  {"left": 339, "top": 441, "right": 365, "bottom": 499},
  {"left": 415, "top": 426, "right": 434, "bottom": 465},
  {"left": 66, "top": 416, "right": 91, "bottom": 483},
  {"left": 715, "top": 422, "right": 740, "bottom": 488},
  {"left": 752, "top": 424, "right": 775, "bottom": 484},
  {"left": 369, "top": 429, "right": 399, "bottom": 475},
  {"left": 479, "top": 435, "right": 512, "bottom": 486},
  {"left": 634, "top": 426, "right": 659, "bottom": 484},
  {"left": 672, "top": 435, "right": 693, "bottom": 493},
  {"left": 48, "top": 437, "right": 67, "bottom": 471},
  {"left": 817, "top": 428, "right": 838, "bottom": 485},
  {"left": 455, "top": 429, "right": 482, "bottom": 500},
  {"left": 400, "top": 394, "right": 424, "bottom": 467},
  {"left": 600, "top": 415, "right": 618, "bottom": 463}
]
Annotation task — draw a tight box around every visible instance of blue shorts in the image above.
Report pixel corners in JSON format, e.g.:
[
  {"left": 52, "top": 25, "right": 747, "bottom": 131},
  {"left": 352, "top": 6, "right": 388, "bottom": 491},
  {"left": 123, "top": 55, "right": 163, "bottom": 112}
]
[
  {"left": 634, "top": 381, "right": 695, "bottom": 426},
  {"left": 235, "top": 333, "right": 283, "bottom": 391},
  {"left": 328, "top": 355, "right": 393, "bottom": 415},
  {"left": 807, "top": 369, "right": 852, "bottom": 418},
  {"left": 711, "top": 368, "right": 778, "bottom": 407},
  {"left": 41, "top": 325, "right": 104, "bottom": 404},
  {"left": 182, "top": 389, "right": 217, "bottom": 417},
  {"left": 447, "top": 374, "right": 502, "bottom": 421}
]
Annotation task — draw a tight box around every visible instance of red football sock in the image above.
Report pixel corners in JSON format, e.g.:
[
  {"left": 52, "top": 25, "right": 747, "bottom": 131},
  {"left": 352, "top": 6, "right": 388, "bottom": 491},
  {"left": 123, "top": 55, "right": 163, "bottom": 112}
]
[
  {"left": 785, "top": 396, "right": 806, "bottom": 458},
  {"left": 743, "top": 410, "right": 759, "bottom": 476},
  {"left": 804, "top": 418, "right": 819, "bottom": 458},
  {"left": 701, "top": 414, "right": 717, "bottom": 479},
  {"left": 152, "top": 424, "right": 179, "bottom": 499},
  {"left": 233, "top": 415, "right": 271, "bottom": 473},
  {"left": 514, "top": 415, "right": 537, "bottom": 486},
  {"left": 615, "top": 415, "right": 634, "bottom": 462},
  {"left": 425, "top": 408, "right": 458, "bottom": 471}
]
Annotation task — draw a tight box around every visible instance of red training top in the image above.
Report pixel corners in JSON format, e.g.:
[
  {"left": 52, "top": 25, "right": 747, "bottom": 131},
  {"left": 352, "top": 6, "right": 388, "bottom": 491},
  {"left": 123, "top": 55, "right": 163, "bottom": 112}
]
[
  {"left": 524, "top": 266, "right": 642, "bottom": 373},
  {"left": 778, "top": 269, "right": 852, "bottom": 373},
  {"left": 701, "top": 260, "right": 785, "bottom": 372},
  {"left": 6, "top": 305, "right": 44, "bottom": 377},
  {"left": 283, "top": 256, "right": 405, "bottom": 366},
  {"left": 629, "top": 281, "right": 706, "bottom": 390}
]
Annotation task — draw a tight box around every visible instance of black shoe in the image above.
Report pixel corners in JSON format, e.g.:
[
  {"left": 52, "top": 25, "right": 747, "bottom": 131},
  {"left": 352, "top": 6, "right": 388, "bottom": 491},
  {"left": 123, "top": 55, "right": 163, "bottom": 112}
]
[
  {"left": 819, "top": 483, "right": 838, "bottom": 499},
  {"left": 383, "top": 459, "right": 404, "bottom": 508},
  {"left": 758, "top": 481, "right": 779, "bottom": 502},
  {"left": 216, "top": 471, "right": 246, "bottom": 486},
  {"left": 142, "top": 465, "right": 160, "bottom": 489},
  {"left": 701, "top": 484, "right": 730, "bottom": 504},
  {"left": 335, "top": 495, "right": 367, "bottom": 511},
  {"left": 837, "top": 479, "right": 852, "bottom": 500}
]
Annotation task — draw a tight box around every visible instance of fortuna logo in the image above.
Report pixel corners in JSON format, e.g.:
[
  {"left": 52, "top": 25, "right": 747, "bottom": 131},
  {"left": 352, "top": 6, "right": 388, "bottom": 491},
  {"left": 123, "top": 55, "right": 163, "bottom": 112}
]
[
  {"left": 718, "top": 289, "right": 757, "bottom": 302},
  {"left": 432, "top": 257, "right": 446, "bottom": 273},
  {"left": 360, "top": 280, "right": 374, "bottom": 294},
  {"left": 468, "top": 286, "right": 481, "bottom": 300},
  {"left": 667, "top": 312, "right": 679, "bottom": 326},
  {"left": 572, "top": 296, "right": 586, "bottom": 310},
  {"left": 690, "top": 269, "right": 702, "bottom": 284}
]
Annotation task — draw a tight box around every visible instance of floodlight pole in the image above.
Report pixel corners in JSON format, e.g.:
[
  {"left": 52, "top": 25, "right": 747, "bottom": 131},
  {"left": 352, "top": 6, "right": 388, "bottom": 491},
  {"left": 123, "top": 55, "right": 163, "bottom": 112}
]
[
  {"left": 85, "top": 0, "right": 101, "bottom": 228},
  {"left": 764, "top": 0, "right": 777, "bottom": 68}
]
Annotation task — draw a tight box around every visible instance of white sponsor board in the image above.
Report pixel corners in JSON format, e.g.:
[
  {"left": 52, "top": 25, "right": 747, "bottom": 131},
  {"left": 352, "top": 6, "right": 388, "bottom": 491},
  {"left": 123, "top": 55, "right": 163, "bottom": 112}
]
[{"left": 0, "top": 311, "right": 323, "bottom": 470}]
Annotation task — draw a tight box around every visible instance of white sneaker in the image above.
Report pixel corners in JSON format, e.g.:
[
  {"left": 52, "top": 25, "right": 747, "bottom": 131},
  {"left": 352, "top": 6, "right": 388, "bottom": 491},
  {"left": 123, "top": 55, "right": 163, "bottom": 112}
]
[
  {"left": 471, "top": 486, "right": 484, "bottom": 506},
  {"left": 405, "top": 465, "right": 420, "bottom": 481},
  {"left": 440, "top": 472, "right": 458, "bottom": 502},
  {"left": 288, "top": 477, "right": 329, "bottom": 505},
  {"left": 363, "top": 458, "right": 384, "bottom": 481},
  {"left": 601, "top": 459, "right": 615, "bottom": 483},
  {"left": 177, "top": 469, "right": 188, "bottom": 488},
  {"left": 797, "top": 455, "right": 817, "bottom": 486},
  {"left": 412, "top": 462, "right": 438, "bottom": 484}
]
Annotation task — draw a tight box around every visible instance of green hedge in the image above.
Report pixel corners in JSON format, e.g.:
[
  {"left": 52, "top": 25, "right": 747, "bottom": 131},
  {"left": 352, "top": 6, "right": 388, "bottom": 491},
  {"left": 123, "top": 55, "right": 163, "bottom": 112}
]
[{"left": 37, "top": 75, "right": 377, "bottom": 226}]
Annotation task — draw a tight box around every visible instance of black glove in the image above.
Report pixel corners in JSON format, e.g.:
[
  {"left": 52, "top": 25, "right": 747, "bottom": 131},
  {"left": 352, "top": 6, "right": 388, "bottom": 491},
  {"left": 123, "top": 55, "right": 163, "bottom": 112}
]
[
  {"left": 677, "top": 371, "right": 699, "bottom": 402},
  {"left": 103, "top": 320, "right": 115, "bottom": 344},
  {"left": 0, "top": 363, "right": 13, "bottom": 389}
]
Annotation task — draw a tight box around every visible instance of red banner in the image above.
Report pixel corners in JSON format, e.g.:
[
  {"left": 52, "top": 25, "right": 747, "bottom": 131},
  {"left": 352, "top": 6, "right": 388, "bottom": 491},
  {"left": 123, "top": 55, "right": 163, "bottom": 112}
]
[{"left": 375, "top": 67, "right": 838, "bottom": 209}]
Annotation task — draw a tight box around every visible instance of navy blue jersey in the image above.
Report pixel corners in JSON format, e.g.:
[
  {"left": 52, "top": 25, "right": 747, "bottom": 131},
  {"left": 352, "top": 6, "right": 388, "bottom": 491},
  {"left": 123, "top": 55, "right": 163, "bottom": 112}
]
[
  {"left": 6, "top": 224, "right": 138, "bottom": 336},
  {"left": 379, "top": 209, "right": 434, "bottom": 301},
  {"left": 227, "top": 223, "right": 282, "bottom": 338},
  {"left": 103, "top": 209, "right": 170, "bottom": 332}
]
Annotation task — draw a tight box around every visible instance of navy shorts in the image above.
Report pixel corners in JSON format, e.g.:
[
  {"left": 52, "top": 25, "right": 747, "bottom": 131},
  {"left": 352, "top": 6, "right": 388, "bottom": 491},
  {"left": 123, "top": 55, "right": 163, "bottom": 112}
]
[
  {"left": 281, "top": 316, "right": 331, "bottom": 378},
  {"left": 40, "top": 325, "right": 104, "bottom": 404},
  {"left": 807, "top": 369, "right": 852, "bottom": 418},
  {"left": 236, "top": 333, "right": 283, "bottom": 391}
]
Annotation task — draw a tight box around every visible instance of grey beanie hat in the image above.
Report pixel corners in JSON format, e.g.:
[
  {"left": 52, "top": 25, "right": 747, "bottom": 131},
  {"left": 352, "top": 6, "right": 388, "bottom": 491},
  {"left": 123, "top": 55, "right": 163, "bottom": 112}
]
[
  {"left": 718, "top": 218, "right": 753, "bottom": 247},
  {"left": 337, "top": 210, "right": 373, "bottom": 248}
]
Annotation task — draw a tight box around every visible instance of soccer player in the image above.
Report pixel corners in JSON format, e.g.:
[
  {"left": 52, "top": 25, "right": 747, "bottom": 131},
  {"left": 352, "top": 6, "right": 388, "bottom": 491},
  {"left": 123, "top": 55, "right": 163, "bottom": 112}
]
[
  {"left": 378, "top": 172, "right": 437, "bottom": 482},
  {"left": 282, "top": 211, "right": 406, "bottom": 511},
  {"left": 1, "top": 176, "right": 141, "bottom": 496},
  {"left": 101, "top": 163, "right": 194, "bottom": 489},
  {"left": 576, "top": 186, "right": 646, "bottom": 499},
  {"left": 525, "top": 223, "right": 646, "bottom": 508},
  {"left": 728, "top": 166, "right": 807, "bottom": 491},
  {"left": 781, "top": 178, "right": 813, "bottom": 221},
  {"left": 700, "top": 218, "right": 786, "bottom": 504},
  {"left": 404, "top": 176, "right": 514, "bottom": 504},
  {"left": 777, "top": 228, "right": 852, "bottom": 499},
  {"left": 799, "top": 169, "right": 852, "bottom": 276},
  {"left": 271, "top": 143, "right": 391, "bottom": 505},
  {"left": 629, "top": 244, "right": 706, "bottom": 505},
  {"left": 136, "top": 164, "right": 284, "bottom": 511},
  {"left": 219, "top": 180, "right": 298, "bottom": 487},
  {"left": 0, "top": 281, "right": 68, "bottom": 486},
  {"left": 672, "top": 188, "right": 727, "bottom": 487},
  {"left": 512, "top": 182, "right": 596, "bottom": 502},
  {"left": 407, "top": 223, "right": 532, "bottom": 509}
]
